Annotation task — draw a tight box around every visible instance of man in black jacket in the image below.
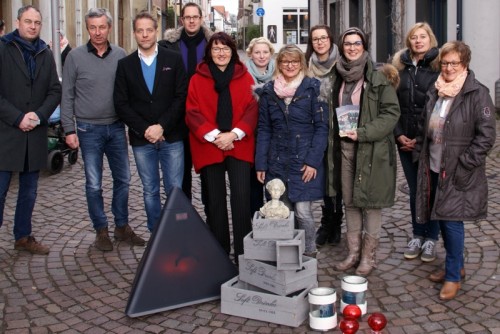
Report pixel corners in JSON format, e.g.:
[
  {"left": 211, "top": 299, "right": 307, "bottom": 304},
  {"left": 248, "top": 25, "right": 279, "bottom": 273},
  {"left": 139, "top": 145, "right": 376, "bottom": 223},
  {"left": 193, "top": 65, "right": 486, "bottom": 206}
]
[
  {"left": 159, "top": 2, "right": 213, "bottom": 201},
  {"left": 0, "top": 5, "right": 61, "bottom": 254},
  {"left": 114, "top": 11, "right": 188, "bottom": 232}
]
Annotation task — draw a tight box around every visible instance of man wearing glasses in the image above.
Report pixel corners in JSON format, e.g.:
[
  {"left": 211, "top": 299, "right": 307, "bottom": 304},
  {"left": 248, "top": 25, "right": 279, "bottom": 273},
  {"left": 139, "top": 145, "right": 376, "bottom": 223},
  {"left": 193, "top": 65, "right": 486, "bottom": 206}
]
[{"left": 160, "top": 2, "right": 214, "bottom": 201}]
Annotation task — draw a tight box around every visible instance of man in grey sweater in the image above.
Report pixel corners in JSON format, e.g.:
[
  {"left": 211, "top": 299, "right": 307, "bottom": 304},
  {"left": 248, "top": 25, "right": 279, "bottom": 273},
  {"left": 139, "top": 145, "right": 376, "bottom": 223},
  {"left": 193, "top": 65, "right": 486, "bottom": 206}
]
[{"left": 61, "top": 8, "right": 145, "bottom": 251}]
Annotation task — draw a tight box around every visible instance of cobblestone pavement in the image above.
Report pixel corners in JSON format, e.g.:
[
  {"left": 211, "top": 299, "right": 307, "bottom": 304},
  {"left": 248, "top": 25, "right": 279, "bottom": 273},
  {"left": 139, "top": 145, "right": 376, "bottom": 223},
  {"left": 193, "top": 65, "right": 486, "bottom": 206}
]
[{"left": 1, "top": 124, "right": 499, "bottom": 331}]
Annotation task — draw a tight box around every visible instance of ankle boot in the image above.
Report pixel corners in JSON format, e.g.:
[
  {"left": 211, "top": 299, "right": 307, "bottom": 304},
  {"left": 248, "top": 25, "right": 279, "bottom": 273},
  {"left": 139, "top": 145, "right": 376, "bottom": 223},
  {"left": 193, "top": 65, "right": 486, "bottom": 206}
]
[
  {"left": 315, "top": 205, "right": 334, "bottom": 247},
  {"left": 334, "top": 232, "right": 361, "bottom": 271},
  {"left": 355, "top": 234, "right": 378, "bottom": 276}
]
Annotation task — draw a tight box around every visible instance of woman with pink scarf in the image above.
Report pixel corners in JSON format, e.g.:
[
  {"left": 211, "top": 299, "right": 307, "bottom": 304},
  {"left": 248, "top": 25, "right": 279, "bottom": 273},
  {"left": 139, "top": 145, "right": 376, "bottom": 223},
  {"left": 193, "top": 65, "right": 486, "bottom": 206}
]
[
  {"left": 414, "top": 41, "right": 496, "bottom": 300},
  {"left": 254, "top": 44, "right": 328, "bottom": 257}
]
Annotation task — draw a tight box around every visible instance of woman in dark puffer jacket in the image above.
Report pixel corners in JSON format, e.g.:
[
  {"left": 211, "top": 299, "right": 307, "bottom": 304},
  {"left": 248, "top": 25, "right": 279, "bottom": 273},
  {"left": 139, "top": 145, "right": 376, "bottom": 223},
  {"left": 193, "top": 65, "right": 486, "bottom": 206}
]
[{"left": 392, "top": 23, "right": 440, "bottom": 263}]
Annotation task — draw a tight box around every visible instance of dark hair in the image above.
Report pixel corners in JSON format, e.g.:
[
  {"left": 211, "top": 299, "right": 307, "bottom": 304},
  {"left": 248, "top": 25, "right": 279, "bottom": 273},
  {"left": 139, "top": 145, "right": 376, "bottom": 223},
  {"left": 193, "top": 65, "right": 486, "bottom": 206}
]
[
  {"left": 305, "top": 25, "right": 334, "bottom": 62},
  {"left": 17, "top": 5, "right": 42, "bottom": 20},
  {"left": 133, "top": 11, "right": 158, "bottom": 31},
  {"left": 181, "top": 2, "right": 202, "bottom": 17},
  {"left": 439, "top": 40, "right": 472, "bottom": 69},
  {"left": 203, "top": 32, "right": 239, "bottom": 64},
  {"left": 339, "top": 27, "right": 368, "bottom": 56},
  {"left": 0, "top": 19, "right": 5, "bottom": 30}
]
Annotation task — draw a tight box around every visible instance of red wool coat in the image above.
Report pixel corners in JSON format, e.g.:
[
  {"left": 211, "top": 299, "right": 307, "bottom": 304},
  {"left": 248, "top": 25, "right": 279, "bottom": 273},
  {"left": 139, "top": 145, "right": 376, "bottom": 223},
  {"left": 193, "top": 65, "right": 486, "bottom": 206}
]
[{"left": 186, "top": 61, "right": 258, "bottom": 173}]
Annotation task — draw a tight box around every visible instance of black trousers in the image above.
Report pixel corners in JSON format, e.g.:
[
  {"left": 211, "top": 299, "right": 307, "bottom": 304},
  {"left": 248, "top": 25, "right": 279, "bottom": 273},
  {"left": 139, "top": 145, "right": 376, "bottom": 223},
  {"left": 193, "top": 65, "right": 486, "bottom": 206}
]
[
  {"left": 182, "top": 138, "right": 193, "bottom": 200},
  {"left": 200, "top": 157, "right": 251, "bottom": 260}
]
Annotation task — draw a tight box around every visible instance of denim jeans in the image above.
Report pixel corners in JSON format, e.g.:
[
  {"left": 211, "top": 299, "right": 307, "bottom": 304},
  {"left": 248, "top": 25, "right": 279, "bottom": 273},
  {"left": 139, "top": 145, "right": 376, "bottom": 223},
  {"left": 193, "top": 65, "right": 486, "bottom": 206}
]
[
  {"left": 294, "top": 201, "right": 317, "bottom": 253},
  {"left": 0, "top": 171, "right": 39, "bottom": 240},
  {"left": 77, "top": 121, "right": 130, "bottom": 231},
  {"left": 429, "top": 171, "right": 464, "bottom": 281},
  {"left": 399, "top": 150, "right": 439, "bottom": 240},
  {"left": 132, "top": 140, "right": 184, "bottom": 232}
]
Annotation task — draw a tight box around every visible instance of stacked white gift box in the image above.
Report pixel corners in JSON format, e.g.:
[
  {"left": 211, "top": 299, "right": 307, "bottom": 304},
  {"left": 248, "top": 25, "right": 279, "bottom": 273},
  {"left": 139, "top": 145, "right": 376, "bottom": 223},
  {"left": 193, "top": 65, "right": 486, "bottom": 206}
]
[{"left": 221, "top": 211, "right": 318, "bottom": 327}]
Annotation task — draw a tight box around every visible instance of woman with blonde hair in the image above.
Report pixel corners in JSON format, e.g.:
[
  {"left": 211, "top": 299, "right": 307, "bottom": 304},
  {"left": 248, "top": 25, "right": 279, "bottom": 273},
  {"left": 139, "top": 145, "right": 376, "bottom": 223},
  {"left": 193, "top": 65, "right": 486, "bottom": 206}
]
[
  {"left": 392, "top": 22, "right": 441, "bottom": 262},
  {"left": 255, "top": 44, "right": 328, "bottom": 256},
  {"left": 245, "top": 37, "right": 275, "bottom": 84}
]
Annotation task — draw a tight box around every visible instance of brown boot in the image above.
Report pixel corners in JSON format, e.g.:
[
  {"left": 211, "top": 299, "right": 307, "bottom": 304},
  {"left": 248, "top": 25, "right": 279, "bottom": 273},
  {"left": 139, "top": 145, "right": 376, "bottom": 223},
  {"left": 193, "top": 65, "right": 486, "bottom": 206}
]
[
  {"left": 14, "top": 236, "right": 50, "bottom": 255},
  {"left": 95, "top": 227, "right": 113, "bottom": 251},
  {"left": 114, "top": 224, "right": 145, "bottom": 246},
  {"left": 440, "top": 281, "right": 461, "bottom": 300},
  {"left": 355, "top": 234, "right": 378, "bottom": 276},
  {"left": 429, "top": 268, "right": 466, "bottom": 283},
  {"left": 334, "top": 231, "right": 361, "bottom": 271}
]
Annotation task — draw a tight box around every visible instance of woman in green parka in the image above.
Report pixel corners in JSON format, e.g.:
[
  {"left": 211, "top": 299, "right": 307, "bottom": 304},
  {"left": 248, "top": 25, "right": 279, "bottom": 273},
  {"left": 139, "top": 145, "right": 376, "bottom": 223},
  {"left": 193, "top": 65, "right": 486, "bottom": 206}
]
[{"left": 332, "top": 27, "right": 400, "bottom": 276}]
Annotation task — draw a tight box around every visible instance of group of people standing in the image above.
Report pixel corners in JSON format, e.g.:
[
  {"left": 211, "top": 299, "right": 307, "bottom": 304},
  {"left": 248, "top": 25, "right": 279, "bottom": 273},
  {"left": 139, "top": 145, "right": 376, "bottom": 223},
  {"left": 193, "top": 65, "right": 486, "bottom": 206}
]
[{"left": 0, "top": 2, "right": 495, "bottom": 303}]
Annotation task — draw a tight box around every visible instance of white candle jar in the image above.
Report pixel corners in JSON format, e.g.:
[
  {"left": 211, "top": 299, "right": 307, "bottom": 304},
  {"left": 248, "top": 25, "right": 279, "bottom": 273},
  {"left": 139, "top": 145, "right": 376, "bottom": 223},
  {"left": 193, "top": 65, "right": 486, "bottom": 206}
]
[
  {"left": 308, "top": 287, "right": 337, "bottom": 331},
  {"left": 341, "top": 275, "right": 368, "bottom": 315}
]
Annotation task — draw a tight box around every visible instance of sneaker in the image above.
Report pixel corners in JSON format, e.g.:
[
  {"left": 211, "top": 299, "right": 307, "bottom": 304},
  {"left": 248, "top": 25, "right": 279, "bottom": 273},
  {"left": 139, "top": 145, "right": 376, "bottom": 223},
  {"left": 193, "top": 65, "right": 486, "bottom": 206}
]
[
  {"left": 305, "top": 249, "right": 319, "bottom": 258},
  {"left": 420, "top": 239, "right": 437, "bottom": 262},
  {"left": 95, "top": 227, "right": 113, "bottom": 251},
  {"left": 114, "top": 224, "right": 146, "bottom": 246},
  {"left": 404, "top": 237, "right": 423, "bottom": 259},
  {"left": 14, "top": 236, "right": 50, "bottom": 255}
]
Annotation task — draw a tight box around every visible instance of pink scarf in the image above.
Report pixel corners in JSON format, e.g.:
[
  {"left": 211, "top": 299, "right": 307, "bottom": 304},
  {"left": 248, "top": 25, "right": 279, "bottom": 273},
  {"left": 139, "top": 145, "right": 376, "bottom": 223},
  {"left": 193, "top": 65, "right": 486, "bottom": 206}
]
[
  {"left": 274, "top": 73, "right": 304, "bottom": 104},
  {"left": 435, "top": 70, "right": 468, "bottom": 97}
]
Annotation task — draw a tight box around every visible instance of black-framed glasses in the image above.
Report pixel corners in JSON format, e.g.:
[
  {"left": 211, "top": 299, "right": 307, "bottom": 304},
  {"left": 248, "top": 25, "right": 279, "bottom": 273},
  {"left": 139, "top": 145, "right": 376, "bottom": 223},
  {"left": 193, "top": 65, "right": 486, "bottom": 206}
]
[
  {"left": 182, "top": 15, "right": 201, "bottom": 21},
  {"left": 343, "top": 41, "right": 363, "bottom": 48},
  {"left": 440, "top": 61, "right": 461, "bottom": 68},
  {"left": 312, "top": 36, "right": 329, "bottom": 44},
  {"left": 280, "top": 60, "right": 300, "bottom": 67}
]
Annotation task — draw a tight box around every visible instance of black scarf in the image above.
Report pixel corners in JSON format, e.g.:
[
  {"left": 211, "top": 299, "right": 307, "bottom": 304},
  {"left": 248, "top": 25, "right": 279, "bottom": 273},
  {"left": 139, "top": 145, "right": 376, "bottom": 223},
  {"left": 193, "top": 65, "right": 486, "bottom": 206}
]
[
  {"left": 2, "top": 30, "right": 46, "bottom": 81},
  {"left": 181, "top": 28, "right": 205, "bottom": 78},
  {"left": 209, "top": 61, "right": 235, "bottom": 132}
]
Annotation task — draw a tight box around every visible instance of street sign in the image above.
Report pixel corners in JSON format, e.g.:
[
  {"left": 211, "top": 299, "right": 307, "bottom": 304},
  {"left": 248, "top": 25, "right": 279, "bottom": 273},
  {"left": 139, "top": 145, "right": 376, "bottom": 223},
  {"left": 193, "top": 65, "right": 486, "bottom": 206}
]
[{"left": 256, "top": 7, "right": 265, "bottom": 17}]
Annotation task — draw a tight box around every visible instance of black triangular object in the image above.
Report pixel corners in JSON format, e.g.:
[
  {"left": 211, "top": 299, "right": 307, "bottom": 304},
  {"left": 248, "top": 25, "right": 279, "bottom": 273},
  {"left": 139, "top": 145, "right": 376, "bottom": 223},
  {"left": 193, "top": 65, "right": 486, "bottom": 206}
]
[{"left": 126, "top": 187, "right": 237, "bottom": 317}]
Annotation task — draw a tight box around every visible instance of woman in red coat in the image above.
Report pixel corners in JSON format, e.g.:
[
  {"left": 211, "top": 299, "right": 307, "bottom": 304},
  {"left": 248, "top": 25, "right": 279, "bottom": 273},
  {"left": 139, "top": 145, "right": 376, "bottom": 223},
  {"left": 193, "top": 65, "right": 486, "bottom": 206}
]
[{"left": 186, "top": 32, "right": 258, "bottom": 263}]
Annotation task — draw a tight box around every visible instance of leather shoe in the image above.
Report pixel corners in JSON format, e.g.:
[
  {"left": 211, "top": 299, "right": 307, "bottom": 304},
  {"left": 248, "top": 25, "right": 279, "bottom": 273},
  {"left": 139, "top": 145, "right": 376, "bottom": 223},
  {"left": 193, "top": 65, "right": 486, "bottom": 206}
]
[
  {"left": 429, "top": 268, "right": 465, "bottom": 283},
  {"left": 439, "top": 281, "right": 461, "bottom": 300}
]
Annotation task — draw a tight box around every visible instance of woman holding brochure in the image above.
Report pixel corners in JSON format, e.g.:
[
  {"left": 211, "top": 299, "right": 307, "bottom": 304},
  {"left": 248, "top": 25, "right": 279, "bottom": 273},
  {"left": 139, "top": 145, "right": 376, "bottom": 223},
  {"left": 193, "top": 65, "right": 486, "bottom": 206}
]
[{"left": 332, "top": 27, "right": 400, "bottom": 275}]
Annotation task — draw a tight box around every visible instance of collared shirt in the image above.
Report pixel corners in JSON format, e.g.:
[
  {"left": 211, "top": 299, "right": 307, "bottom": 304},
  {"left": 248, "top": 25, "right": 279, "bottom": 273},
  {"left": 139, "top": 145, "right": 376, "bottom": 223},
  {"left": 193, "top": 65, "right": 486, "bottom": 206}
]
[
  {"left": 138, "top": 44, "right": 158, "bottom": 66},
  {"left": 86, "top": 40, "right": 112, "bottom": 59}
]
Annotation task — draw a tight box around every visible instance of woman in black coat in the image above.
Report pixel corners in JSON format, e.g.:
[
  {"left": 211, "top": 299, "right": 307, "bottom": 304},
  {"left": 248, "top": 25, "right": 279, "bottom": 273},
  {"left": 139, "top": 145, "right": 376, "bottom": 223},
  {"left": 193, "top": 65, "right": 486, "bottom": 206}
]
[{"left": 392, "top": 22, "right": 440, "bottom": 263}]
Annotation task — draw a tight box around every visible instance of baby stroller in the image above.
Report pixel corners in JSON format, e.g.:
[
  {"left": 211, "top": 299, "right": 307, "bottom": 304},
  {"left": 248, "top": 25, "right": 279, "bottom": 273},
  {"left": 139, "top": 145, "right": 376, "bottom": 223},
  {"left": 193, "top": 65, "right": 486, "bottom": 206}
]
[{"left": 47, "top": 105, "right": 78, "bottom": 174}]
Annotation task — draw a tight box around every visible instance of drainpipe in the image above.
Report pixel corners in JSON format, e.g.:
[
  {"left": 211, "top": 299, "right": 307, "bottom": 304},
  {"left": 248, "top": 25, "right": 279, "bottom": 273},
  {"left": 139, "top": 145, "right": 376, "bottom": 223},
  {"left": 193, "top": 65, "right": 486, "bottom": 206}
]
[{"left": 456, "top": 0, "right": 462, "bottom": 40}]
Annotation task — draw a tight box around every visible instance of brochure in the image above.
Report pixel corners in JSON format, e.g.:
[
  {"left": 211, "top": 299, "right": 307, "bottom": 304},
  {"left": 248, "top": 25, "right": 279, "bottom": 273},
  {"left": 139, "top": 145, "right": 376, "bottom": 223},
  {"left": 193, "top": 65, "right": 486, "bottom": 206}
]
[{"left": 335, "top": 105, "right": 360, "bottom": 137}]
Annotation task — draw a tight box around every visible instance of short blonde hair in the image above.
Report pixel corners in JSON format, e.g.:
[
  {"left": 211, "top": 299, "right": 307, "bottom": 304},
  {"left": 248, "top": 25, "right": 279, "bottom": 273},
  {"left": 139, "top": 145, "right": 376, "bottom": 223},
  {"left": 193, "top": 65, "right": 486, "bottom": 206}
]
[
  {"left": 246, "top": 37, "right": 275, "bottom": 57},
  {"left": 274, "top": 44, "right": 308, "bottom": 79}
]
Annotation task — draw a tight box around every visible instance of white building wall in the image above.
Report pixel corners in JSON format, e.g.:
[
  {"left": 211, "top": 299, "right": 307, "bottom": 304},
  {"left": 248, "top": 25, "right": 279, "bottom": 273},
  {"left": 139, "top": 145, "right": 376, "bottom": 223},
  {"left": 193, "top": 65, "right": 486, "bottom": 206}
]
[
  {"left": 261, "top": 0, "right": 308, "bottom": 52},
  {"left": 462, "top": 0, "right": 499, "bottom": 99}
]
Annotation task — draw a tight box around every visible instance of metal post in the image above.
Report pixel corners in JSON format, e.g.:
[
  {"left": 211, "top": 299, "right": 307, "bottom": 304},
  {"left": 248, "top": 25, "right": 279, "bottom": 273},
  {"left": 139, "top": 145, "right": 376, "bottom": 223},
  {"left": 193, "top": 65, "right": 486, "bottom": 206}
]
[{"left": 51, "top": 0, "right": 62, "bottom": 79}]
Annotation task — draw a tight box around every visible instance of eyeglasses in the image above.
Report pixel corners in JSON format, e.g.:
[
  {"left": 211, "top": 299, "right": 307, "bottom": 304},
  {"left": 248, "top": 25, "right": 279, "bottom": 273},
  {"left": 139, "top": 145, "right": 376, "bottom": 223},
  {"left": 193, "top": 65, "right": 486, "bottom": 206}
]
[
  {"left": 440, "top": 61, "right": 461, "bottom": 68},
  {"left": 280, "top": 60, "right": 300, "bottom": 67},
  {"left": 312, "top": 36, "right": 329, "bottom": 44},
  {"left": 182, "top": 15, "right": 201, "bottom": 21},
  {"left": 212, "top": 47, "right": 231, "bottom": 54},
  {"left": 343, "top": 41, "right": 363, "bottom": 48}
]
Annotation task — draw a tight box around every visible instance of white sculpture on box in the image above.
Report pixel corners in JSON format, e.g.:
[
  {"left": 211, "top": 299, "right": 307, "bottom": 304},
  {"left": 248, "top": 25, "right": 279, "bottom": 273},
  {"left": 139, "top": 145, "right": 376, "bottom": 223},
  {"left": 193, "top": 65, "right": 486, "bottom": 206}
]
[{"left": 259, "top": 178, "right": 290, "bottom": 219}]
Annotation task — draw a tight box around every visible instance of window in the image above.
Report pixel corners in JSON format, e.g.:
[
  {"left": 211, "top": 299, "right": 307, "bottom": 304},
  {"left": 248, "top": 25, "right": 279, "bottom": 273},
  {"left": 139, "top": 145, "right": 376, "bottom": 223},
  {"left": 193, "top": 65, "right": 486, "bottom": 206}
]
[{"left": 283, "top": 8, "right": 309, "bottom": 45}]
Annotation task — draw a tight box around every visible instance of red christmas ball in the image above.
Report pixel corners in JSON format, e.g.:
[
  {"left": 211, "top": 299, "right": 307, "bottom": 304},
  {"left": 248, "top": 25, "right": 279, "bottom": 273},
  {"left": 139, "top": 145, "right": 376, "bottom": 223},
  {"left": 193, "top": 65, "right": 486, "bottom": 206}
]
[
  {"left": 368, "top": 312, "right": 387, "bottom": 331},
  {"left": 339, "top": 318, "right": 359, "bottom": 334},
  {"left": 342, "top": 304, "right": 362, "bottom": 320}
]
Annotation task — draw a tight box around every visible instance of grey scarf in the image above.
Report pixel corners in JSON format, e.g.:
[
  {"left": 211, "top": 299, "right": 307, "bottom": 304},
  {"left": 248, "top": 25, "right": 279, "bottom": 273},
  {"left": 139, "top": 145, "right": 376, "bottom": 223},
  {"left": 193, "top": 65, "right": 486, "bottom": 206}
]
[
  {"left": 308, "top": 44, "right": 339, "bottom": 77},
  {"left": 336, "top": 51, "right": 369, "bottom": 82}
]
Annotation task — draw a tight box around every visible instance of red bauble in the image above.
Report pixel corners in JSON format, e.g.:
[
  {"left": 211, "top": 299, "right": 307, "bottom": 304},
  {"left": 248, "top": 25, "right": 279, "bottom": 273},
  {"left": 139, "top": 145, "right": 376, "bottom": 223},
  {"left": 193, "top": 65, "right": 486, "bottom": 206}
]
[
  {"left": 368, "top": 312, "right": 387, "bottom": 332},
  {"left": 339, "top": 318, "right": 359, "bottom": 334},
  {"left": 342, "top": 304, "right": 362, "bottom": 320}
]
